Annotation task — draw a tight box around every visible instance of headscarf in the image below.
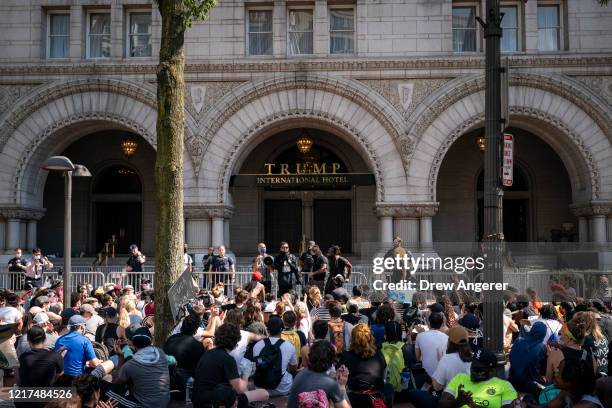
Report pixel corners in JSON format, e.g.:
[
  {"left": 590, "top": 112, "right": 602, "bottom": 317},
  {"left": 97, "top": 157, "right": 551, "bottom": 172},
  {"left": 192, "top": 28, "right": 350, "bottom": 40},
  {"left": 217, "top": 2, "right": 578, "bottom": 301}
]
[{"left": 509, "top": 321, "right": 547, "bottom": 382}]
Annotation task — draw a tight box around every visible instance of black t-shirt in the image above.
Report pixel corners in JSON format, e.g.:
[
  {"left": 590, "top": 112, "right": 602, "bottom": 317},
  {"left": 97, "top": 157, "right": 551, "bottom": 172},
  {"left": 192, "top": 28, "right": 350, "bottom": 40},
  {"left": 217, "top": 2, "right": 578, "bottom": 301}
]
[
  {"left": 193, "top": 348, "right": 239, "bottom": 393},
  {"left": 18, "top": 349, "right": 63, "bottom": 387},
  {"left": 95, "top": 323, "right": 119, "bottom": 355},
  {"left": 126, "top": 255, "right": 143, "bottom": 272},
  {"left": 338, "top": 350, "right": 386, "bottom": 391},
  {"left": 299, "top": 251, "right": 314, "bottom": 272},
  {"left": 211, "top": 256, "right": 233, "bottom": 272},
  {"left": 342, "top": 313, "right": 368, "bottom": 326},
  {"left": 311, "top": 255, "right": 329, "bottom": 281},
  {"left": 8, "top": 256, "right": 27, "bottom": 272},
  {"left": 164, "top": 333, "right": 206, "bottom": 374}
]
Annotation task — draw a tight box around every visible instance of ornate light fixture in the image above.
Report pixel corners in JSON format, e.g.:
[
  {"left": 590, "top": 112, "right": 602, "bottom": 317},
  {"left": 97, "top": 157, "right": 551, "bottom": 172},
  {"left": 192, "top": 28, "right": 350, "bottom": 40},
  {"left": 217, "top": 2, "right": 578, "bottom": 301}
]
[
  {"left": 476, "top": 135, "right": 486, "bottom": 152},
  {"left": 296, "top": 133, "right": 313, "bottom": 155},
  {"left": 121, "top": 137, "right": 138, "bottom": 158}
]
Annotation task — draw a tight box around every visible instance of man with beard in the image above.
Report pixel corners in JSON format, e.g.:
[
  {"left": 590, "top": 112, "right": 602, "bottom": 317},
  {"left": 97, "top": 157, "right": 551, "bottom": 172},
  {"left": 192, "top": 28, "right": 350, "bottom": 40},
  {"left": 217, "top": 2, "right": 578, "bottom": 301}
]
[
  {"left": 439, "top": 348, "right": 518, "bottom": 408},
  {"left": 273, "top": 242, "right": 301, "bottom": 297}
]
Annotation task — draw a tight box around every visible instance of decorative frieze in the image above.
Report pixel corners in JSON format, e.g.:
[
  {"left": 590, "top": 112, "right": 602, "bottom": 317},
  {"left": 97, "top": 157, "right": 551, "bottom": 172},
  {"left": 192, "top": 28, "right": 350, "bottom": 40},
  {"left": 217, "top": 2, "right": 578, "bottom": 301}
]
[
  {"left": 184, "top": 205, "right": 234, "bottom": 219},
  {"left": 0, "top": 84, "right": 42, "bottom": 116},
  {"left": 570, "top": 202, "right": 612, "bottom": 217},
  {"left": 374, "top": 203, "right": 439, "bottom": 218},
  {"left": 0, "top": 207, "right": 45, "bottom": 220},
  {"left": 573, "top": 76, "right": 612, "bottom": 106}
]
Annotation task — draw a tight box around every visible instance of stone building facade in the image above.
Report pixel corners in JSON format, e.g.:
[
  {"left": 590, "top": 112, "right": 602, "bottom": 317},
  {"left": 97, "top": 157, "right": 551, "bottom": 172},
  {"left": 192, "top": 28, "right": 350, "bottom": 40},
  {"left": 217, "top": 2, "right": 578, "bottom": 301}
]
[{"left": 0, "top": 0, "right": 611, "bottom": 258}]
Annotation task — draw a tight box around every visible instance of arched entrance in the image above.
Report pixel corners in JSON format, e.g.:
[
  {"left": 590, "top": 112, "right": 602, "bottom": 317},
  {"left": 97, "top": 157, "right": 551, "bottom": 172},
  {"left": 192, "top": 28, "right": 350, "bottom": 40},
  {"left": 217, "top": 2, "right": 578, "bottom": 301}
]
[
  {"left": 434, "top": 127, "right": 574, "bottom": 242},
  {"left": 229, "top": 127, "right": 377, "bottom": 256},
  {"left": 38, "top": 130, "right": 156, "bottom": 256}
]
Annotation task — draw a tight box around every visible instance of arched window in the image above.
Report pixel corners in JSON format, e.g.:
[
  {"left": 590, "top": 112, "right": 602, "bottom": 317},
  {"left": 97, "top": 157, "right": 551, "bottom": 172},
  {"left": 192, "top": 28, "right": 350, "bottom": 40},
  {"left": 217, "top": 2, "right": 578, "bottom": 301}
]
[{"left": 94, "top": 165, "right": 142, "bottom": 194}]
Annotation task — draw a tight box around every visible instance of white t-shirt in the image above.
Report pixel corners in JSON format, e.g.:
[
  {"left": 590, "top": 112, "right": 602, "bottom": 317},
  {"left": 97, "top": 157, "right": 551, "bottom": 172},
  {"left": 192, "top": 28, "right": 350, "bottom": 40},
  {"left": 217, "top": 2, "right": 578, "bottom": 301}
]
[
  {"left": 431, "top": 352, "right": 471, "bottom": 387},
  {"left": 415, "top": 329, "right": 449, "bottom": 376},
  {"left": 85, "top": 314, "right": 104, "bottom": 335},
  {"left": 184, "top": 253, "right": 193, "bottom": 269},
  {"left": 230, "top": 329, "right": 251, "bottom": 367},
  {"left": 0, "top": 306, "right": 22, "bottom": 324},
  {"left": 531, "top": 318, "right": 562, "bottom": 343},
  {"left": 252, "top": 336, "right": 297, "bottom": 395}
]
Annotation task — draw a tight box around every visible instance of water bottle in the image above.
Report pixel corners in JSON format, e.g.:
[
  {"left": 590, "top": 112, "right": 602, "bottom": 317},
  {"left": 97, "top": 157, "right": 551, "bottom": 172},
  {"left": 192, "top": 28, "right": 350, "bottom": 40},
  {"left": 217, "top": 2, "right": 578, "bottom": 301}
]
[{"left": 185, "top": 377, "right": 194, "bottom": 405}]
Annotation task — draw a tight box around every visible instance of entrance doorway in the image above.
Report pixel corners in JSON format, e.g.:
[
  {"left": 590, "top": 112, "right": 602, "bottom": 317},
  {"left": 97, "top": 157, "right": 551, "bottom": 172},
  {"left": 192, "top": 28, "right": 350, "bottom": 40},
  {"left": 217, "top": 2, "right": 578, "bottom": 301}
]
[
  {"left": 264, "top": 200, "right": 302, "bottom": 252},
  {"left": 313, "top": 199, "right": 352, "bottom": 253}
]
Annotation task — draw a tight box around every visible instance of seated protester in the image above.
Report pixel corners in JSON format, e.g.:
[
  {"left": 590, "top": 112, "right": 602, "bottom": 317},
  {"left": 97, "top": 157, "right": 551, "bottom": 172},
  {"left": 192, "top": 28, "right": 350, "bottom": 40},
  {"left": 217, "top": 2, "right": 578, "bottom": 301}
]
[
  {"left": 415, "top": 312, "right": 449, "bottom": 378},
  {"left": 288, "top": 340, "right": 351, "bottom": 408},
  {"left": 311, "top": 295, "right": 334, "bottom": 322},
  {"left": 342, "top": 302, "right": 368, "bottom": 326},
  {"left": 225, "top": 309, "right": 264, "bottom": 377},
  {"left": 95, "top": 308, "right": 119, "bottom": 356},
  {"left": 578, "top": 311, "right": 609, "bottom": 376},
  {"left": 114, "top": 326, "right": 170, "bottom": 408},
  {"left": 74, "top": 374, "right": 105, "bottom": 408},
  {"left": 193, "top": 323, "right": 269, "bottom": 408},
  {"left": 550, "top": 354, "right": 605, "bottom": 408},
  {"left": 164, "top": 314, "right": 209, "bottom": 396},
  {"left": 252, "top": 316, "right": 298, "bottom": 397},
  {"left": 301, "top": 320, "right": 331, "bottom": 369},
  {"left": 18, "top": 326, "right": 63, "bottom": 389},
  {"left": 327, "top": 302, "right": 352, "bottom": 353},
  {"left": 380, "top": 321, "right": 406, "bottom": 393},
  {"left": 530, "top": 303, "right": 563, "bottom": 343},
  {"left": 546, "top": 315, "right": 596, "bottom": 383},
  {"left": 350, "top": 285, "right": 370, "bottom": 310},
  {"left": 281, "top": 311, "right": 307, "bottom": 361},
  {"left": 16, "top": 312, "right": 58, "bottom": 357},
  {"left": 508, "top": 321, "right": 547, "bottom": 396},
  {"left": 439, "top": 348, "right": 518, "bottom": 408},
  {"left": 242, "top": 303, "right": 268, "bottom": 336},
  {"left": 338, "top": 323, "right": 391, "bottom": 408},
  {"left": 360, "top": 290, "right": 384, "bottom": 324},
  {"left": 370, "top": 303, "right": 395, "bottom": 348},
  {"left": 81, "top": 304, "right": 104, "bottom": 338},
  {"left": 233, "top": 290, "right": 249, "bottom": 314},
  {"left": 54, "top": 315, "right": 101, "bottom": 382},
  {"left": 457, "top": 310, "right": 483, "bottom": 352},
  {"left": 432, "top": 326, "right": 472, "bottom": 391}
]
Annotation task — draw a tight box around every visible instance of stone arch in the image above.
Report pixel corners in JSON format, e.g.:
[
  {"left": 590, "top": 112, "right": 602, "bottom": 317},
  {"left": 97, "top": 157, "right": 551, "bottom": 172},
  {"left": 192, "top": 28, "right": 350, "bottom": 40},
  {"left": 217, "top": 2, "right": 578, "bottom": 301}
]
[
  {"left": 198, "top": 74, "right": 411, "bottom": 204},
  {"left": 195, "top": 73, "right": 412, "bottom": 190},
  {"left": 0, "top": 79, "right": 197, "bottom": 207},
  {"left": 407, "top": 73, "right": 612, "bottom": 203}
]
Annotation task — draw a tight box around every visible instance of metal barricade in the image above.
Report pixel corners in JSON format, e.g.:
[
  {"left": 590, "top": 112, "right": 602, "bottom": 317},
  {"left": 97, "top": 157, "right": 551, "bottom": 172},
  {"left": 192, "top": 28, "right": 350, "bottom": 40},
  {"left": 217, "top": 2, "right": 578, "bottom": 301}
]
[{"left": 108, "top": 272, "right": 156, "bottom": 291}]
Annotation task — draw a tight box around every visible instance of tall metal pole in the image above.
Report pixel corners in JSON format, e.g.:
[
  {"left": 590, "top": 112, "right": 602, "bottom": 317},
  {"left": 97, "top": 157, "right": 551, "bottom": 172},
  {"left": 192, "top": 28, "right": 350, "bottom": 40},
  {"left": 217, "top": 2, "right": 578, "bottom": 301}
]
[
  {"left": 63, "top": 171, "right": 72, "bottom": 309},
  {"left": 481, "top": 0, "right": 504, "bottom": 356}
]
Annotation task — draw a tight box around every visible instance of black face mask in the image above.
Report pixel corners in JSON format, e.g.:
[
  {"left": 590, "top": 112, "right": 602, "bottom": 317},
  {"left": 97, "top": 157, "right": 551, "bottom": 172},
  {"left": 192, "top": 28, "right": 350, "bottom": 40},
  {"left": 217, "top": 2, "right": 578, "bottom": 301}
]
[{"left": 470, "top": 367, "right": 492, "bottom": 383}]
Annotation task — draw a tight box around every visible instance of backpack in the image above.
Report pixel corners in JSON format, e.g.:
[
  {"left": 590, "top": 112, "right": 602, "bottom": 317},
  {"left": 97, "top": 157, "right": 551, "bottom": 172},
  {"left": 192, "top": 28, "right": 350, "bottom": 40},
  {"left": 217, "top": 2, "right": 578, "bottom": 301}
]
[
  {"left": 328, "top": 320, "right": 348, "bottom": 352},
  {"left": 298, "top": 389, "right": 330, "bottom": 408},
  {"left": 281, "top": 330, "right": 302, "bottom": 360},
  {"left": 381, "top": 342, "right": 405, "bottom": 392},
  {"left": 253, "top": 338, "right": 285, "bottom": 390}
]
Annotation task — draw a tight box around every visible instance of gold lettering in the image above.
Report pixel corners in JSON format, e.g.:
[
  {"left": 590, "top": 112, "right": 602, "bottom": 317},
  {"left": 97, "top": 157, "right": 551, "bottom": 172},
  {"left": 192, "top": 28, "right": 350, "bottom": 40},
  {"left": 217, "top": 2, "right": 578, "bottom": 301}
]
[
  {"left": 280, "top": 164, "right": 290, "bottom": 175},
  {"left": 295, "top": 163, "right": 304, "bottom": 174},
  {"left": 332, "top": 163, "right": 340, "bottom": 174},
  {"left": 314, "top": 163, "right": 326, "bottom": 174},
  {"left": 264, "top": 163, "right": 275, "bottom": 175}
]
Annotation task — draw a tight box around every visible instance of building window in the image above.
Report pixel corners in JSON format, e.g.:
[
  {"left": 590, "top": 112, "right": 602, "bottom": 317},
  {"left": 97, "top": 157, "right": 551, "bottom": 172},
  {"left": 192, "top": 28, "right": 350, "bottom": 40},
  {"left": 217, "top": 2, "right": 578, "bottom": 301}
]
[
  {"left": 329, "top": 8, "right": 354, "bottom": 54},
  {"left": 452, "top": 6, "right": 477, "bottom": 52},
  {"left": 500, "top": 5, "right": 519, "bottom": 52},
  {"left": 48, "top": 13, "right": 70, "bottom": 59},
  {"left": 538, "top": 4, "right": 560, "bottom": 51},
  {"left": 87, "top": 12, "right": 111, "bottom": 58},
  {"left": 288, "top": 9, "right": 313, "bottom": 55},
  {"left": 247, "top": 10, "right": 273, "bottom": 55},
  {"left": 128, "top": 12, "right": 152, "bottom": 57}
]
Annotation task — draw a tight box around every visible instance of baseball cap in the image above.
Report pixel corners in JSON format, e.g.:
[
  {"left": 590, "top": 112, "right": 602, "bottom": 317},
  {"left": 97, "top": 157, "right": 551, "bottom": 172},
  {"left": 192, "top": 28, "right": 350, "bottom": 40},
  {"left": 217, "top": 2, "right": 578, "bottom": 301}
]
[
  {"left": 252, "top": 271, "right": 263, "bottom": 282},
  {"left": 448, "top": 326, "right": 469, "bottom": 344},
  {"left": 125, "top": 323, "right": 142, "bottom": 340},
  {"left": 68, "top": 314, "right": 87, "bottom": 327},
  {"left": 458, "top": 314, "right": 481, "bottom": 330},
  {"left": 131, "top": 326, "right": 152, "bottom": 347},
  {"left": 33, "top": 312, "right": 50, "bottom": 326},
  {"left": 472, "top": 348, "right": 498, "bottom": 369},
  {"left": 80, "top": 304, "right": 97, "bottom": 315},
  {"left": 28, "top": 306, "right": 43, "bottom": 316},
  {"left": 103, "top": 307, "right": 118, "bottom": 318},
  {"left": 429, "top": 303, "right": 444, "bottom": 314}
]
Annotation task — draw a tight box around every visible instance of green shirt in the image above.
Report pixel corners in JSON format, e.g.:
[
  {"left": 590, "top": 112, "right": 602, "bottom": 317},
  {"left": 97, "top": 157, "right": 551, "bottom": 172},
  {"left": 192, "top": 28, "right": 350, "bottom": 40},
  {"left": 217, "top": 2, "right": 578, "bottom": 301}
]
[{"left": 445, "top": 373, "right": 517, "bottom": 408}]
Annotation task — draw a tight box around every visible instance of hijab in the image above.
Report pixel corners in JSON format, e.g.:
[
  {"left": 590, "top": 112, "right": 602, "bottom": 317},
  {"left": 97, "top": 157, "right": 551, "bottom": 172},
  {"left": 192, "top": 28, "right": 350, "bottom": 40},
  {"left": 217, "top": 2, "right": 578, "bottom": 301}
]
[{"left": 510, "top": 321, "right": 547, "bottom": 380}]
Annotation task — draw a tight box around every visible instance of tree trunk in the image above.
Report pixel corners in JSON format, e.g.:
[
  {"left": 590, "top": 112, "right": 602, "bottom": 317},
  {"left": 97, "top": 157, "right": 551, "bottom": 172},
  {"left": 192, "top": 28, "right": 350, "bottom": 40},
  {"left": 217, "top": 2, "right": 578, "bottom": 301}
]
[{"left": 154, "top": 0, "right": 187, "bottom": 345}]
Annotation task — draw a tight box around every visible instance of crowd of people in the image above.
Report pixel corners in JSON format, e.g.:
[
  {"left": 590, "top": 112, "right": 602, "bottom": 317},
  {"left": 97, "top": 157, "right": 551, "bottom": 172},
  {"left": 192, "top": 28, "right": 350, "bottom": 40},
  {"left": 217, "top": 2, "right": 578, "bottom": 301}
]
[{"left": 0, "top": 238, "right": 611, "bottom": 408}]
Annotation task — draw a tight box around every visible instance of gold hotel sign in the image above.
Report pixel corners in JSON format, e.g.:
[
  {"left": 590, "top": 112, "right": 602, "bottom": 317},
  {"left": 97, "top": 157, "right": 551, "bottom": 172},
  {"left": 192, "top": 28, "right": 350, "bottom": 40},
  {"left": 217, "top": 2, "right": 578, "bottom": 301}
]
[{"left": 230, "top": 162, "right": 375, "bottom": 189}]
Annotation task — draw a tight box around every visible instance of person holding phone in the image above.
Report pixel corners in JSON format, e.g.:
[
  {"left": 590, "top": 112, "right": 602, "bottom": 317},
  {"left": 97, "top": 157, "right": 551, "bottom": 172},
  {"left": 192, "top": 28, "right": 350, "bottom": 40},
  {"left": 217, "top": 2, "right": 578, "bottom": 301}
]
[
  {"left": 125, "top": 244, "right": 145, "bottom": 272},
  {"left": 24, "top": 248, "right": 53, "bottom": 289}
]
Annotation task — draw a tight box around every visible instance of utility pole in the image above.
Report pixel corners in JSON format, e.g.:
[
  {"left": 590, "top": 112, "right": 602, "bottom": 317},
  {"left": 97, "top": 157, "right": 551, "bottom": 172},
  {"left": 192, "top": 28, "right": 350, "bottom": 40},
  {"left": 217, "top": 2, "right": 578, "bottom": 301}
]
[{"left": 477, "top": 0, "right": 505, "bottom": 358}]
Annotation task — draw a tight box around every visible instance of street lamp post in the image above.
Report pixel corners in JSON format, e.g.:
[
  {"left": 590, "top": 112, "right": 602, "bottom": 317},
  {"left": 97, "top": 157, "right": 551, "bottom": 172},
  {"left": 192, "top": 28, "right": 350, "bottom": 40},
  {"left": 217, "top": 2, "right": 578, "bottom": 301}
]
[
  {"left": 42, "top": 156, "right": 91, "bottom": 308},
  {"left": 477, "top": 0, "right": 505, "bottom": 358}
]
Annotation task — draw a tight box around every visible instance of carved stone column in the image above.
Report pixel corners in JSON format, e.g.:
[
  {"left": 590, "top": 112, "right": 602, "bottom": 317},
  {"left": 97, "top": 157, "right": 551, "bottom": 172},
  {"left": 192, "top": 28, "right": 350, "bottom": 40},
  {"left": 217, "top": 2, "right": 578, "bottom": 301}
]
[
  {"left": 571, "top": 202, "right": 612, "bottom": 244},
  {"left": 0, "top": 207, "right": 46, "bottom": 253},
  {"left": 374, "top": 204, "right": 395, "bottom": 244},
  {"left": 204, "top": 205, "right": 234, "bottom": 248},
  {"left": 591, "top": 204, "right": 611, "bottom": 244},
  {"left": 374, "top": 202, "right": 439, "bottom": 249},
  {"left": 184, "top": 206, "right": 212, "bottom": 252},
  {"left": 302, "top": 198, "right": 314, "bottom": 241}
]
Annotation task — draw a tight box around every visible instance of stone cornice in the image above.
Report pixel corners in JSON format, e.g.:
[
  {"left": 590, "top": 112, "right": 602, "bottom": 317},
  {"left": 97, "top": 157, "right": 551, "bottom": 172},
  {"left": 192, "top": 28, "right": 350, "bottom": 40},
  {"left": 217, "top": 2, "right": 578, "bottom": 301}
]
[
  {"left": 0, "top": 55, "right": 611, "bottom": 76},
  {"left": 0, "top": 207, "right": 46, "bottom": 220},
  {"left": 374, "top": 202, "right": 439, "bottom": 218},
  {"left": 570, "top": 202, "right": 612, "bottom": 217},
  {"left": 184, "top": 205, "right": 234, "bottom": 219}
]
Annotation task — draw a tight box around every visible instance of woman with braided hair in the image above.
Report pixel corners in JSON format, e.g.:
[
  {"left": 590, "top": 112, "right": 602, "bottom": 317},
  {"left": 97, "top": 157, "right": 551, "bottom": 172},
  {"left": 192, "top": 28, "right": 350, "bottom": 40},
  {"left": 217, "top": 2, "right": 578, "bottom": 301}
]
[{"left": 546, "top": 313, "right": 596, "bottom": 383}]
